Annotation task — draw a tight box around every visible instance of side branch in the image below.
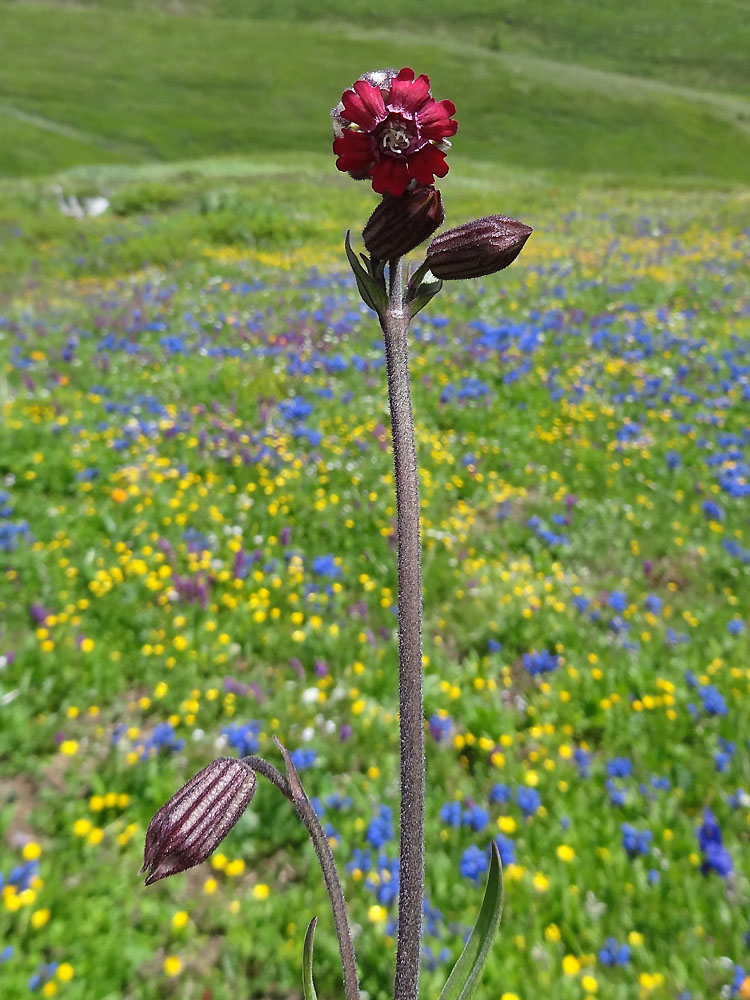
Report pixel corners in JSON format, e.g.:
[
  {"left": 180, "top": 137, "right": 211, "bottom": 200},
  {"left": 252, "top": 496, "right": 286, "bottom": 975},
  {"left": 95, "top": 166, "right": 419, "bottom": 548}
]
[{"left": 249, "top": 746, "right": 361, "bottom": 1000}]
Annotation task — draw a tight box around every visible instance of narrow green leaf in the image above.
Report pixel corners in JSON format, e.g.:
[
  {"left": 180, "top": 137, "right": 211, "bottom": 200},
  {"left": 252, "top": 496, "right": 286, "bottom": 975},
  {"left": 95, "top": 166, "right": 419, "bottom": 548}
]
[
  {"left": 407, "top": 274, "right": 443, "bottom": 319},
  {"left": 302, "top": 916, "right": 318, "bottom": 1000},
  {"left": 344, "top": 230, "right": 388, "bottom": 315},
  {"left": 405, "top": 260, "right": 442, "bottom": 318},
  {"left": 406, "top": 258, "right": 431, "bottom": 295},
  {"left": 437, "top": 842, "right": 504, "bottom": 1000}
]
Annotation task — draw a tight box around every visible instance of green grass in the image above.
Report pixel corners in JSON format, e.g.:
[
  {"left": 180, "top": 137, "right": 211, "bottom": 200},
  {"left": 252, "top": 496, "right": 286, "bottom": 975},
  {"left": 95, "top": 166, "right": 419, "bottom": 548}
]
[
  {"left": 17, "top": 0, "right": 750, "bottom": 96},
  {"left": 0, "top": 4, "right": 749, "bottom": 180},
  {"left": 2, "top": 153, "right": 748, "bottom": 296}
]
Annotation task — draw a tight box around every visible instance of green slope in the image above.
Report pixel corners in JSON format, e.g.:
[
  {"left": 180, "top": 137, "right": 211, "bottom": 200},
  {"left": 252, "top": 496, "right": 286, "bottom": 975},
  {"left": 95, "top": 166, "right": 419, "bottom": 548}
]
[
  {"left": 10, "top": 0, "right": 750, "bottom": 96},
  {"left": 0, "top": 4, "right": 749, "bottom": 182}
]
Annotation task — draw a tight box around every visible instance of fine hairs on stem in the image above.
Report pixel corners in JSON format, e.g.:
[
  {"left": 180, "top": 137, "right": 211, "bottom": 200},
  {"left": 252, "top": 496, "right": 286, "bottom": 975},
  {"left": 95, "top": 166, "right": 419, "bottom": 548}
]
[{"left": 382, "top": 255, "right": 426, "bottom": 1000}]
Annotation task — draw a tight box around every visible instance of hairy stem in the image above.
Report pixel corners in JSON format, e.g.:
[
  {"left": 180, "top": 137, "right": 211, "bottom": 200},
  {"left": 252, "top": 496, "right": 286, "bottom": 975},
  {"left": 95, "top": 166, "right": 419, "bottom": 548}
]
[
  {"left": 383, "top": 256, "right": 425, "bottom": 1000},
  {"left": 243, "top": 755, "right": 290, "bottom": 797},
  {"left": 246, "top": 751, "right": 360, "bottom": 1000}
]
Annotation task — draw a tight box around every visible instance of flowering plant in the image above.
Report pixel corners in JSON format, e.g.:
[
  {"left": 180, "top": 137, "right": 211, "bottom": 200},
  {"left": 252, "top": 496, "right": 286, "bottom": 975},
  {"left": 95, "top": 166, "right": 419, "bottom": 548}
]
[{"left": 142, "top": 67, "right": 531, "bottom": 1000}]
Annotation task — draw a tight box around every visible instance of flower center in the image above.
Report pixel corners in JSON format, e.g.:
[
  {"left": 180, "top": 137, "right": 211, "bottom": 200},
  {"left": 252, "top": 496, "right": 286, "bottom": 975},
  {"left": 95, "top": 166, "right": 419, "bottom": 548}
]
[
  {"left": 376, "top": 113, "right": 419, "bottom": 157},
  {"left": 382, "top": 124, "right": 410, "bottom": 153}
]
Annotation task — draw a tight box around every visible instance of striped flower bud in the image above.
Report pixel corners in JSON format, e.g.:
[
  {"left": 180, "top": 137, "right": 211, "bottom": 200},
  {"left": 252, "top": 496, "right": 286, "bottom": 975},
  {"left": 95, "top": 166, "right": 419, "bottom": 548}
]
[
  {"left": 424, "top": 216, "right": 532, "bottom": 279},
  {"left": 141, "top": 757, "right": 256, "bottom": 885},
  {"left": 363, "top": 186, "right": 445, "bottom": 260}
]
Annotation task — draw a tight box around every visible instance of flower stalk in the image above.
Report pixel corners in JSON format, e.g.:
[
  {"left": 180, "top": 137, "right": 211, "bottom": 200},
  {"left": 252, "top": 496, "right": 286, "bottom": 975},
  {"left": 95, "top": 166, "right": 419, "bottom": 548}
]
[
  {"left": 143, "top": 746, "right": 359, "bottom": 1000},
  {"left": 338, "top": 67, "right": 531, "bottom": 1000},
  {"left": 381, "top": 255, "right": 425, "bottom": 1000}
]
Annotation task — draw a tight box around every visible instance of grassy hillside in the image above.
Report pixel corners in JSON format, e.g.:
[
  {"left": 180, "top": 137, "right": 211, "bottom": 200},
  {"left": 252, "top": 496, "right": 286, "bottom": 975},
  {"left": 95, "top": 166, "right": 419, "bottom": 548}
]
[
  {"left": 0, "top": 4, "right": 749, "bottom": 181},
  {"left": 12, "top": 0, "right": 750, "bottom": 97},
  {"left": 2, "top": 154, "right": 748, "bottom": 296}
]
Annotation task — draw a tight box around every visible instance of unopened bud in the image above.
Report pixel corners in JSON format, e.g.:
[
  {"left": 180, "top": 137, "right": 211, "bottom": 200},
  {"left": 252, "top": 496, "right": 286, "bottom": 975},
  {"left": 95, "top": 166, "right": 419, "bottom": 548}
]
[
  {"left": 142, "top": 757, "right": 256, "bottom": 885},
  {"left": 424, "top": 216, "right": 532, "bottom": 279},
  {"left": 363, "top": 187, "right": 445, "bottom": 260}
]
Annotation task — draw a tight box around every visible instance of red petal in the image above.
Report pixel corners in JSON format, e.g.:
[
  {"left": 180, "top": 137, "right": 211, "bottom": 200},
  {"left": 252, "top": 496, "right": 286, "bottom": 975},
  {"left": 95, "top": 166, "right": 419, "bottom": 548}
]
[
  {"left": 353, "top": 79, "right": 386, "bottom": 123},
  {"left": 388, "top": 67, "right": 432, "bottom": 113},
  {"left": 370, "top": 158, "right": 410, "bottom": 196},
  {"left": 407, "top": 145, "right": 448, "bottom": 186},
  {"left": 333, "top": 131, "right": 373, "bottom": 155},
  {"left": 333, "top": 132, "right": 375, "bottom": 171},
  {"left": 418, "top": 100, "right": 458, "bottom": 140},
  {"left": 341, "top": 90, "right": 377, "bottom": 130},
  {"left": 391, "top": 75, "right": 431, "bottom": 114}
]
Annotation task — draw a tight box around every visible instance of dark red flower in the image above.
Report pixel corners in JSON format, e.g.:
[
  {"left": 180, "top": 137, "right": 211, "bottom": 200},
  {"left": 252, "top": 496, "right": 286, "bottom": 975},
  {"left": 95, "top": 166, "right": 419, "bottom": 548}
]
[{"left": 332, "top": 68, "right": 457, "bottom": 197}]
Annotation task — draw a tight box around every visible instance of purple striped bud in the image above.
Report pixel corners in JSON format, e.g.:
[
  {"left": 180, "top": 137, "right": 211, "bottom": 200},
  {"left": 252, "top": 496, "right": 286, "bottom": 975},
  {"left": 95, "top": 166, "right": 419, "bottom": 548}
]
[
  {"left": 141, "top": 757, "right": 256, "bottom": 885},
  {"left": 363, "top": 186, "right": 445, "bottom": 260},
  {"left": 424, "top": 215, "right": 532, "bottom": 279}
]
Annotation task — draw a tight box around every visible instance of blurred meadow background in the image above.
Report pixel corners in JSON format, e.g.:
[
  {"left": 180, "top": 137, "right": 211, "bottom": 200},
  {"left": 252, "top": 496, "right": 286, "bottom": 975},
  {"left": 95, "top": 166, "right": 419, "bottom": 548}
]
[{"left": 1, "top": 1, "right": 749, "bottom": 998}]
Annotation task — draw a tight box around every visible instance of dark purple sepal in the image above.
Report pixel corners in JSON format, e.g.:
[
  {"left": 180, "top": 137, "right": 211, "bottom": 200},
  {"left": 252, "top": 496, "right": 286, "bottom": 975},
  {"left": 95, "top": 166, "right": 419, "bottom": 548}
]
[
  {"left": 142, "top": 757, "right": 256, "bottom": 885},
  {"left": 425, "top": 216, "right": 532, "bottom": 279},
  {"left": 363, "top": 186, "right": 445, "bottom": 261}
]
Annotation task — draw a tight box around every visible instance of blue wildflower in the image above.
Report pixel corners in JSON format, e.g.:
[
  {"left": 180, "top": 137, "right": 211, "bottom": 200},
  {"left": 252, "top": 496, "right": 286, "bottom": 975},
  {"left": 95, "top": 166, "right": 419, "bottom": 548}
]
[
  {"left": 702, "top": 843, "right": 733, "bottom": 877},
  {"left": 606, "top": 757, "right": 633, "bottom": 778},
  {"left": 366, "top": 805, "right": 394, "bottom": 848},
  {"left": 489, "top": 783, "right": 512, "bottom": 804},
  {"left": 702, "top": 499, "right": 723, "bottom": 521},
  {"left": 606, "top": 778, "right": 626, "bottom": 807},
  {"left": 326, "top": 793, "right": 352, "bottom": 811},
  {"left": 522, "top": 650, "right": 560, "bottom": 675},
  {"left": 516, "top": 786, "right": 541, "bottom": 816},
  {"left": 621, "top": 823, "right": 652, "bottom": 857},
  {"left": 644, "top": 594, "right": 662, "bottom": 614},
  {"left": 459, "top": 845, "right": 488, "bottom": 883},
  {"left": 462, "top": 804, "right": 489, "bottom": 832},
  {"left": 312, "top": 554, "right": 342, "bottom": 578},
  {"left": 439, "top": 801, "right": 463, "bottom": 828},
  {"left": 222, "top": 721, "right": 261, "bottom": 757},
  {"left": 347, "top": 847, "right": 372, "bottom": 875},
  {"left": 574, "top": 746, "right": 592, "bottom": 778},
  {"left": 697, "top": 808, "right": 733, "bottom": 877},
  {"left": 698, "top": 684, "right": 728, "bottom": 716},
  {"left": 289, "top": 748, "right": 317, "bottom": 771},
  {"left": 598, "top": 937, "right": 631, "bottom": 966},
  {"left": 279, "top": 396, "right": 313, "bottom": 421},
  {"left": 493, "top": 834, "right": 516, "bottom": 865},
  {"left": 429, "top": 713, "right": 453, "bottom": 743},
  {"left": 608, "top": 591, "right": 627, "bottom": 613}
]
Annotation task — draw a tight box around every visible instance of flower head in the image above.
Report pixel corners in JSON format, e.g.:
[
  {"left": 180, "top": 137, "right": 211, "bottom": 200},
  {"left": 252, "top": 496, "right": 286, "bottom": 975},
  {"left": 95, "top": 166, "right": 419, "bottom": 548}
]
[
  {"left": 142, "top": 757, "right": 256, "bottom": 885},
  {"left": 332, "top": 68, "right": 457, "bottom": 196}
]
